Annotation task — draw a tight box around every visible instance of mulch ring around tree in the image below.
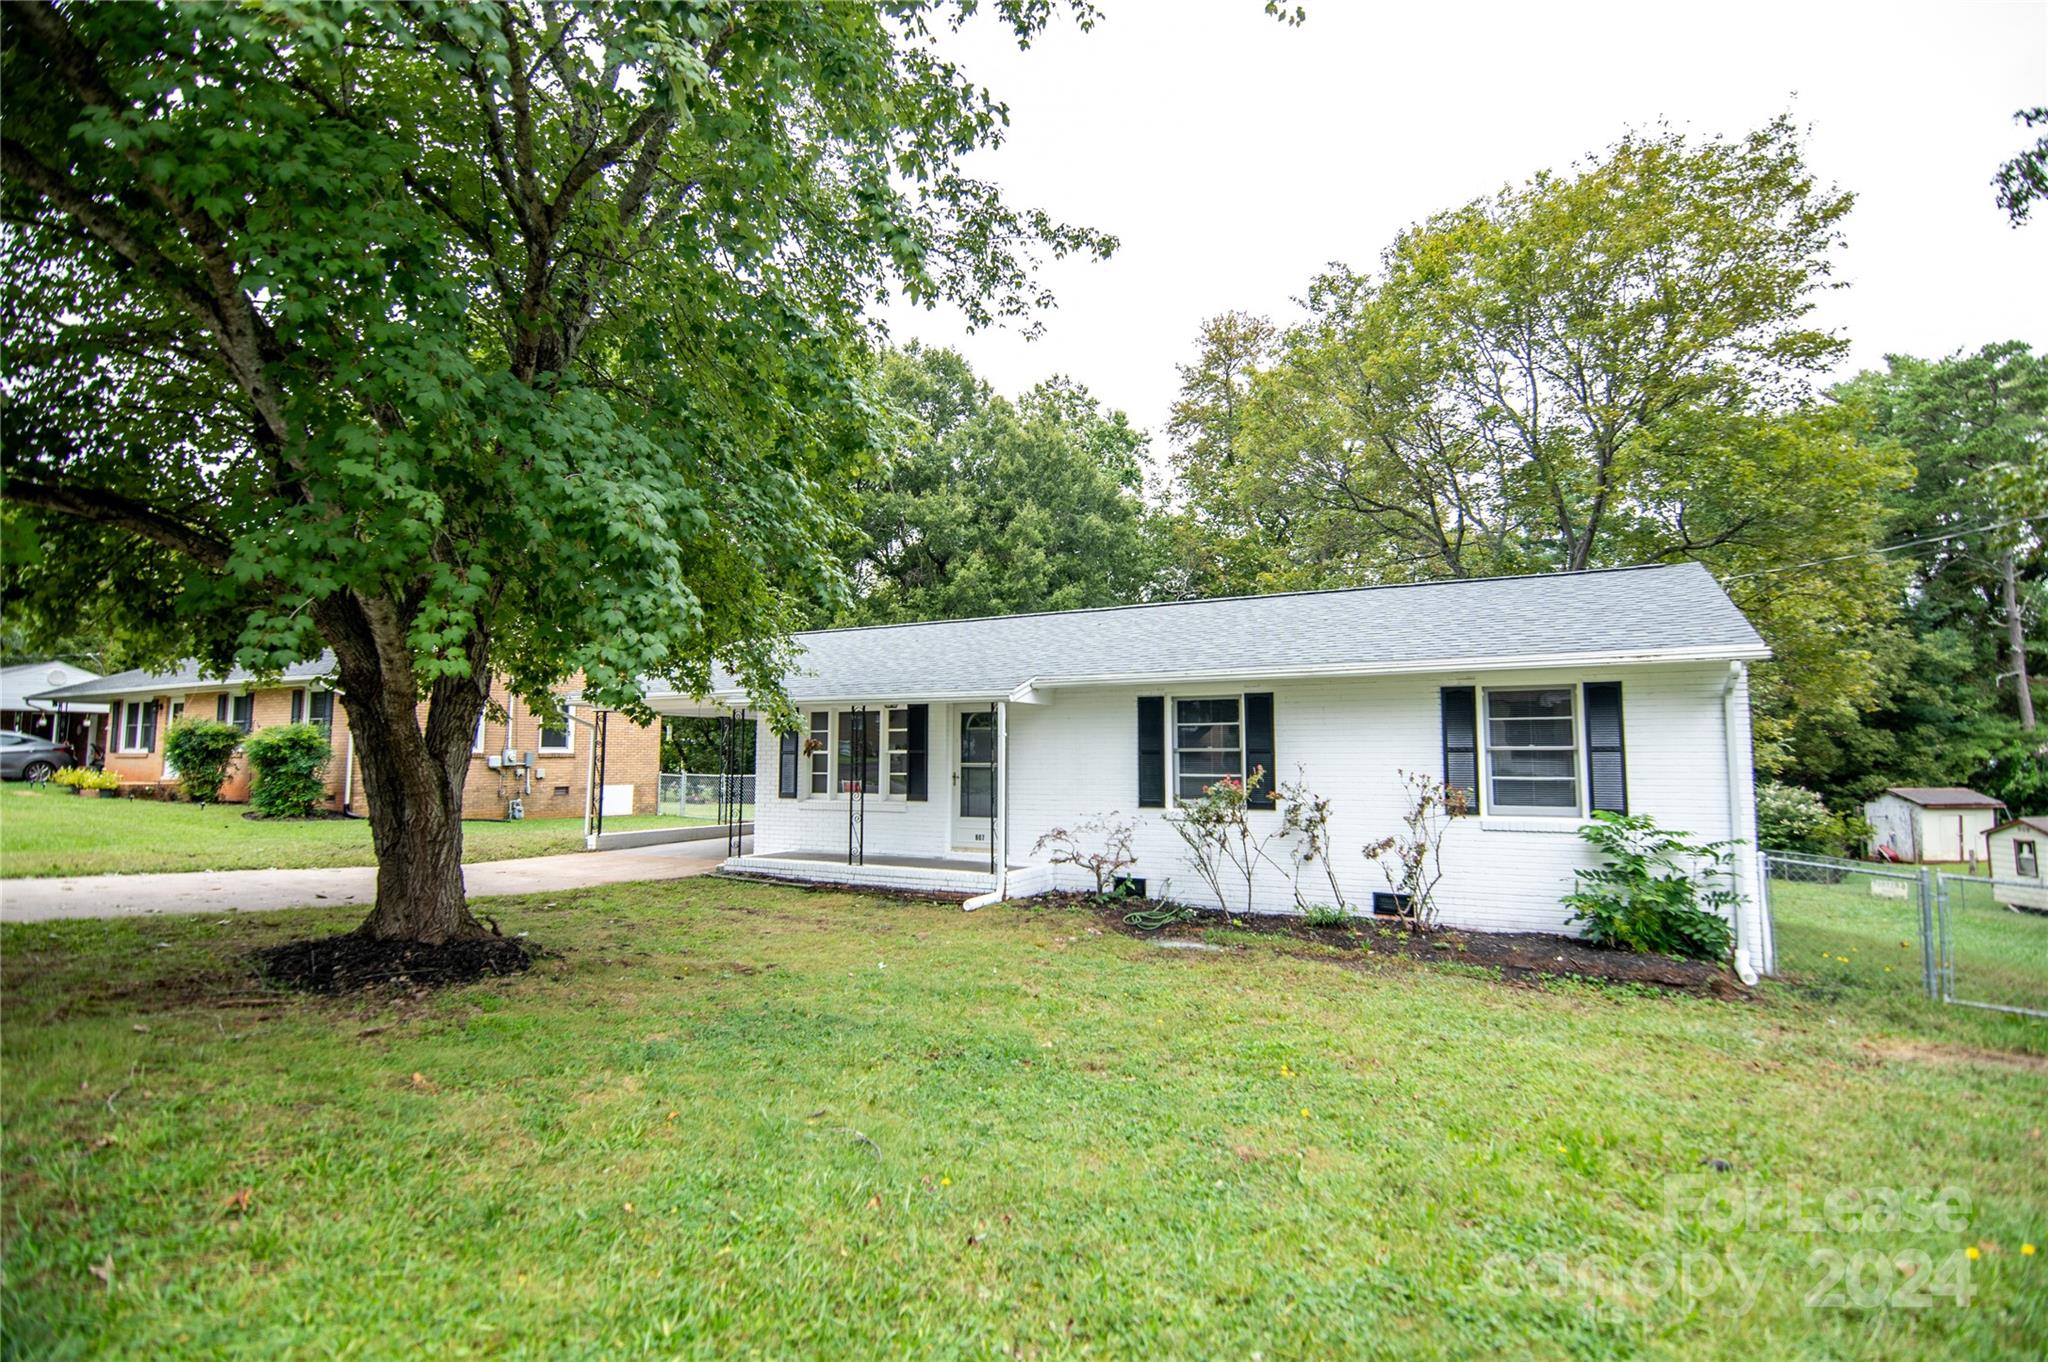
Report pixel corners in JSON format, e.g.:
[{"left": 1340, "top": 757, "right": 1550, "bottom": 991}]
[
  {"left": 1055, "top": 893, "right": 1749, "bottom": 999},
  {"left": 253, "top": 931, "right": 538, "bottom": 995}
]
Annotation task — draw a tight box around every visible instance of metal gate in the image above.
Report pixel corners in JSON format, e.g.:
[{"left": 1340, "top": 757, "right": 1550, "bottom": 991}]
[{"left": 1932, "top": 871, "right": 2048, "bottom": 1018}]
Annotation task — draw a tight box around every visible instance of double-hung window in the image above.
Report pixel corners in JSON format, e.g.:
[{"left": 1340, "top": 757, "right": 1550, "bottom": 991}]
[
  {"left": 1173, "top": 697, "right": 1243, "bottom": 802},
  {"left": 539, "top": 704, "right": 574, "bottom": 754},
  {"left": 2017, "top": 839, "right": 2039, "bottom": 879},
  {"left": 887, "top": 708, "right": 910, "bottom": 797},
  {"left": 807, "top": 712, "right": 830, "bottom": 794},
  {"left": 121, "top": 700, "right": 154, "bottom": 753},
  {"left": 217, "top": 693, "right": 253, "bottom": 733},
  {"left": 1482, "top": 687, "right": 1579, "bottom": 816},
  {"left": 291, "top": 689, "right": 336, "bottom": 733}
]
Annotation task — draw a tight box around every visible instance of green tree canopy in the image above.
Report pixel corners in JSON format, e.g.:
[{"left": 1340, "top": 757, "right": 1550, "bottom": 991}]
[
  {"left": 0, "top": 0, "right": 1111, "bottom": 942},
  {"left": 1799, "top": 343, "right": 2048, "bottom": 805},
  {"left": 834, "top": 344, "right": 1165, "bottom": 624},
  {"left": 1166, "top": 118, "right": 1906, "bottom": 770}
]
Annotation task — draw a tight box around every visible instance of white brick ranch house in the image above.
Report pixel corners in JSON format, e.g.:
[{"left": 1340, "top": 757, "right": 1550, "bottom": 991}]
[{"left": 655, "top": 563, "right": 1773, "bottom": 978}]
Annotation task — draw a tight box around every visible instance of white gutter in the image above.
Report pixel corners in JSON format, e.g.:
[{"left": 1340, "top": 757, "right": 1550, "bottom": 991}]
[{"left": 1723, "top": 662, "right": 1762, "bottom": 986}]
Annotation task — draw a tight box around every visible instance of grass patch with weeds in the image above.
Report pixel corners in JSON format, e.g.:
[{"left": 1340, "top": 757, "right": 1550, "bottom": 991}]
[{"left": 2, "top": 878, "right": 2043, "bottom": 1358}]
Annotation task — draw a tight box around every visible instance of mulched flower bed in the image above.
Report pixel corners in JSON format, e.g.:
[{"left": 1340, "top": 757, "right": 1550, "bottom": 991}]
[
  {"left": 254, "top": 931, "right": 537, "bottom": 995},
  {"left": 1048, "top": 892, "right": 1748, "bottom": 998}
]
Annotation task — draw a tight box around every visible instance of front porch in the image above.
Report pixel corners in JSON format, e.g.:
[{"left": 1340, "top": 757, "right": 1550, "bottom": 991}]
[{"left": 723, "top": 848, "right": 1015, "bottom": 897}]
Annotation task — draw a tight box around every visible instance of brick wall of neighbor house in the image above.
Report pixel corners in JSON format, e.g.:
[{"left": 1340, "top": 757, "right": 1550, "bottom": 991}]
[
  {"left": 102, "top": 714, "right": 165, "bottom": 790},
  {"left": 106, "top": 677, "right": 658, "bottom": 818},
  {"left": 750, "top": 661, "right": 1756, "bottom": 938},
  {"left": 341, "top": 678, "right": 660, "bottom": 820}
]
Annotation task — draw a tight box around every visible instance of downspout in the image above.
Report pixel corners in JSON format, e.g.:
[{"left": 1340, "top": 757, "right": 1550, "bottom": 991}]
[
  {"left": 995, "top": 699, "right": 1010, "bottom": 900},
  {"left": 342, "top": 733, "right": 356, "bottom": 816},
  {"left": 1722, "top": 662, "right": 1762, "bottom": 985}
]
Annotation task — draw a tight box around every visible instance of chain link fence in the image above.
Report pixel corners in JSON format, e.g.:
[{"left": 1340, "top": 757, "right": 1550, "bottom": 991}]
[
  {"left": 1760, "top": 850, "right": 2047, "bottom": 1018},
  {"left": 656, "top": 772, "right": 756, "bottom": 820}
]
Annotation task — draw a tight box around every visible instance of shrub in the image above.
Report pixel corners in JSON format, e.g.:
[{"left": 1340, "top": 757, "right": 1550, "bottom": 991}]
[
  {"left": 1299, "top": 903, "right": 1354, "bottom": 929},
  {"left": 1033, "top": 814, "right": 1138, "bottom": 897},
  {"left": 246, "top": 723, "right": 334, "bottom": 818},
  {"left": 162, "top": 718, "right": 245, "bottom": 803},
  {"left": 1755, "top": 780, "right": 1864, "bottom": 857},
  {"left": 52, "top": 766, "right": 120, "bottom": 790},
  {"left": 1360, "top": 770, "right": 1467, "bottom": 927},
  {"left": 1275, "top": 773, "right": 1346, "bottom": 913},
  {"left": 1164, "top": 766, "right": 1278, "bottom": 916},
  {"left": 1562, "top": 812, "right": 1739, "bottom": 962}
]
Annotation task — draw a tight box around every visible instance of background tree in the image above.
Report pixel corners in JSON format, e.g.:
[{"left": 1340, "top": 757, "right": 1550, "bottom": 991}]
[
  {"left": 1994, "top": 107, "right": 2048, "bottom": 226},
  {"left": 1795, "top": 344, "right": 2048, "bottom": 805},
  {"left": 1, "top": 0, "right": 1111, "bottom": 945},
  {"left": 834, "top": 344, "right": 1165, "bottom": 624},
  {"left": 1163, "top": 311, "right": 1283, "bottom": 596},
  {"left": 1167, "top": 118, "right": 1906, "bottom": 770}
]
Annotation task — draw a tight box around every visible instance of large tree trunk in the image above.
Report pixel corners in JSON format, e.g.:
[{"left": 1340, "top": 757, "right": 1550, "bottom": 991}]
[
  {"left": 321, "top": 597, "right": 491, "bottom": 944},
  {"left": 2003, "top": 552, "right": 2036, "bottom": 731}
]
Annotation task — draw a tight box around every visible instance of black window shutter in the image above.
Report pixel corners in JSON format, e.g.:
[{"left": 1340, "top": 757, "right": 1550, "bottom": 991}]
[
  {"left": 1583, "top": 681, "right": 1628, "bottom": 814},
  {"left": 291, "top": 689, "right": 304, "bottom": 724},
  {"left": 777, "top": 731, "right": 798, "bottom": 799},
  {"left": 1243, "top": 692, "right": 1276, "bottom": 808},
  {"left": 1441, "top": 687, "right": 1479, "bottom": 815},
  {"left": 1137, "top": 696, "right": 1165, "bottom": 808},
  {"left": 215, "top": 694, "right": 228, "bottom": 722},
  {"left": 142, "top": 700, "right": 159, "bottom": 753},
  {"left": 113, "top": 700, "right": 124, "bottom": 748},
  {"left": 905, "top": 704, "right": 930, "bottom": 801}
]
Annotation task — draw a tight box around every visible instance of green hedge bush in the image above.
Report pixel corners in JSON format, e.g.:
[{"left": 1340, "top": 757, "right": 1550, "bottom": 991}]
[
  {"left": 162, "top": 718, "right": 245, "bottom": 803},
  {"left": 1562, "top": 812, "right": 1739, "bottom": 962},
  {"left": 245, "top": 723, "right": 334, "bottom": 818},
  {"left": 1755, "top": 780, "right": 1867, "bottom": 857}
]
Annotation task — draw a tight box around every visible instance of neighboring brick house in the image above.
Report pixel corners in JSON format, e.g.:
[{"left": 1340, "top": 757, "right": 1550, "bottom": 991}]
[{"left": 30, "top": 656, "right": 660, "bottom": 818}]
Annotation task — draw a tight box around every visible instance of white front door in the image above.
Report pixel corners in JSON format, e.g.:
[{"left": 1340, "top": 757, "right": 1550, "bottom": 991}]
[{"left": 952, "top": 708, "right": 996, "bottom": 851}]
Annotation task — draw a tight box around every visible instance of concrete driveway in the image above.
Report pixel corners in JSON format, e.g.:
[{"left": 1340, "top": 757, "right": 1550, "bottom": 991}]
[{"left": 0, "top": 836, "right": 743, "bottom": 924}]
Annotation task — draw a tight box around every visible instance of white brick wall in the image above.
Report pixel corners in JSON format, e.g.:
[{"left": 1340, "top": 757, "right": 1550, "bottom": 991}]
[{"left": 750, "top": 661, "right": 1758, "bottom": 937}]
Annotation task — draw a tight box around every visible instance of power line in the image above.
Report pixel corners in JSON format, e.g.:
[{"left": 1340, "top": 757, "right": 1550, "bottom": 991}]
[{"left": 1718, "top": 515, "right": 2046, "bottom": 583}]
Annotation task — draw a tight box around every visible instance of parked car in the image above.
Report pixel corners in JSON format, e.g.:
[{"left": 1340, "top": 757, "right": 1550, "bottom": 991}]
[{"left": 0, "top": 730, "right": 78, "bottom": 783}]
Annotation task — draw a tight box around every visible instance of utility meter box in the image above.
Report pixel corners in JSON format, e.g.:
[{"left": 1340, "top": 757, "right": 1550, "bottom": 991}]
[
  {"left": 507, "top": 798, "right": 525, "bottom": 820},
  {"left": 486, "top": 753, "right": 503, "bottom": 769}
]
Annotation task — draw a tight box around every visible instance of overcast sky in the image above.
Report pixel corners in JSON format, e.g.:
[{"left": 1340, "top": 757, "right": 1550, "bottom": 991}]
[{"left": 879, "top": 0, "right": 2048, "bottom": 446}]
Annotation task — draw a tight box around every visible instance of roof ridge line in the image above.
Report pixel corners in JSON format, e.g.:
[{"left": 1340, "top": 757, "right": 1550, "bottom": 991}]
[{"left": 800, "top": 561, "right": 1704, "bottom": 638}]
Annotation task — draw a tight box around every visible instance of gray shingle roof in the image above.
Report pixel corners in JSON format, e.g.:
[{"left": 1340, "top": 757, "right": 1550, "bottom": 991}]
[
  {"left": 1884, "top": 786, "right": 2007, "bottom": 809},
  {"left": 696, "top": 562, "right": 1767, "bottom": 705},
  {"left": 32, "top": 652, "right": 337, "bottom": 702},
  {"left": 1990, "top": 816, "right": 2048, "bottom": 836}
]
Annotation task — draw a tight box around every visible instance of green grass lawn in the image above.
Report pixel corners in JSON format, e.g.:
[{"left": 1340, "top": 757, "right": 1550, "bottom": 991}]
[
  {"left": 0, "top": 784, "right": 723, "bottom": 877},
  {"left": 2, "top": 880, "right": 2043, "bottom": 1359}
]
